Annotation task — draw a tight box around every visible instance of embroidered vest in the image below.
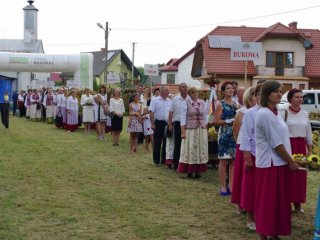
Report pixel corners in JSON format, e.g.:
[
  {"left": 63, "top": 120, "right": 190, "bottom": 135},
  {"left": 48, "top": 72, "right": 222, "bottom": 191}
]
[{"left": 185, "top": 99, "right": 207, "bottom": 129}]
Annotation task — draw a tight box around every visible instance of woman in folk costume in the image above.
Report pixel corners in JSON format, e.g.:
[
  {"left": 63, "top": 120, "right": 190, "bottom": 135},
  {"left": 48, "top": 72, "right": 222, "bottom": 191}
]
[
  {"left": 66, "top": 90, "right": 79, "bottom": 132},
  {"left": 177, "top": 87, "right": 208, "bottom": 178},
  {"left": 24, "top": 89, "right": 32, "bottom": 119},
  {"left": 43, "top": 88, "right": 55, "bottom": 123},
  {"left": 81, "top": 88, "right": 94, "bottom": 134},
  {"left": 280, "top": 88, "right": 311, "bottom": 213},
  {"left": 94, "top": 85, "right": 109, "bottom": 140},
  {"left": 29, "top": 89, "right": 41, "bottom": 121},
  {"left": 254, "top": 81, "right": 299, "bottom": 240}
]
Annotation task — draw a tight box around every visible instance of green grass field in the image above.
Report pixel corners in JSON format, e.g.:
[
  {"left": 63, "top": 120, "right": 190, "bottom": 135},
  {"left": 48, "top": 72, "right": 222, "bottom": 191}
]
[{"left": 0, "top": 116, "right": 319, "bottom": 240}]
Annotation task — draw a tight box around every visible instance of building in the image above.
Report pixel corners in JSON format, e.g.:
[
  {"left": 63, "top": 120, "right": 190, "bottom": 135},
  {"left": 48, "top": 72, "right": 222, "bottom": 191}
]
[
  {"left": 0, "top": 0, "right": 49, "bottom": 94},
  {"left": 192, "top": 22, "right": 320, "bottom": 92},
  {"left": 62, "top": 49, "right": 140, "bottom": 89},
  {"left": 159, "top": 47, "right": 202, "bottom": 93}
]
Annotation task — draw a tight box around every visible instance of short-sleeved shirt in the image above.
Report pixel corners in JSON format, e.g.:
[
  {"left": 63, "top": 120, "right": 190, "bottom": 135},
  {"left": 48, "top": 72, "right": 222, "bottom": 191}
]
[
  {"left": 255, "top": 107, "right": 291, "bottom": 168},
  {"left": 169, "top": 95, "right": 190, "bottom": 122},
  {"left": 149, "top": 96, "right": 172, "bottom": 121}
]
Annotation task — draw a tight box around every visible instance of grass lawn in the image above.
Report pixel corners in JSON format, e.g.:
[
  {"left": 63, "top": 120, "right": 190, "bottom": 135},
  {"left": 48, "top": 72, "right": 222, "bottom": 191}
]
[{"left": 0, "top": 116, "right": 319, "bottom": 240}]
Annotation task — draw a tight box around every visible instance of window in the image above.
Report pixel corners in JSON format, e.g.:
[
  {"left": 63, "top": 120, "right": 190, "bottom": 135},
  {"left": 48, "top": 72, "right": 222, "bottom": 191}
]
[
  {"left": 299, "top": 84, "right": 305, "bottom": 90},
  {"left": 266, "top": 52, "right": 294, "bottom": 67},
  {"left": 167, "top": 74, "right": 175, "bottom": 84},
  {"left": 303, "top": 93, "right": 315, "bottom": 105}
]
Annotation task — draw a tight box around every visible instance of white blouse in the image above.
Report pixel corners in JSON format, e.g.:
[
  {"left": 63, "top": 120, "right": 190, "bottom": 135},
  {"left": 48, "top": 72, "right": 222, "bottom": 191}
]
[
  {"left": 280, "top": 108, "right": 312, "bottom": 145},
  {"left": 66, "top": 96, "right": 78, "bottom": 111},
  {"left": 110, "top": 98, "right": 125, "bottom": 115},
  {"left": 57, "top": 94, "right": 67, "bottom": 108},
  {"left": 235, "top": 106, "right": 247, "bottom": 145},
  {"left": 239, "top": 104, "right": 260, "bottom": 155},
  {"left": 255, "top": 107, "right": 291, "bottom": 168}
]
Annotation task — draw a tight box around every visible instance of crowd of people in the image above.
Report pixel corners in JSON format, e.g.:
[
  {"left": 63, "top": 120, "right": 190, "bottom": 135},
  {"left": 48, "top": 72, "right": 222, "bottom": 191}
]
[{"left": 8, "top": 80, "right": 313, "bottom": 239}]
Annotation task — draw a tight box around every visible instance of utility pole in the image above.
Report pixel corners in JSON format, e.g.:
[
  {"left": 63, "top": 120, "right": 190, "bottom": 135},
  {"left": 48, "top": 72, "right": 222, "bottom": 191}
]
[
  {"left": 104, "top": 21, "right": 109, "bottom": 84},
  {"left": 97, "top": 21, "right": 109, "bottom": 84},
  {"left": 131, "top": 42, "right": 135, "bottom": 89}
]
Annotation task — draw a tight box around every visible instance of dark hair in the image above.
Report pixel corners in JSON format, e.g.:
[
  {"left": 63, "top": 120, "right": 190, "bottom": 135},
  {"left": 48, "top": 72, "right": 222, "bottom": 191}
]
[
  {"left": 287, "top": 88, "right": 302, "bottom": 103},
  {"left": 260, "top": 81, "right": 281, "bottom": 107},
  {"left": 231, "top": 81, "right": 238, "bottom": 86},
  {"left": 257, "top": 79, "right": 267, "bottom": 85},
  {"left": 131, "top": 92, "right": 139, "bottom": 99},
  {"left": 254, "top": 83, "right": 263, "bottom": 97},
  {"left": 221, "top": 81, "right": 233, "bottom": 92},
  {"left": 153, "top": 87, "right": 160, "bottom": 94},
  {"left": 99, "top": 85, "right": 107, "bottom": 94}
]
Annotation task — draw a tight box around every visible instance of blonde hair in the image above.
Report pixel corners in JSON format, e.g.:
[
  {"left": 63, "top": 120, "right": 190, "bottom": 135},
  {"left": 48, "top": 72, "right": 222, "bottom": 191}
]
[
  {"left": 187, "top": 87, "right": 197, "bottom": 95},
  {"left": 243, "top": 87, "right": 255, "bottom": 108}
]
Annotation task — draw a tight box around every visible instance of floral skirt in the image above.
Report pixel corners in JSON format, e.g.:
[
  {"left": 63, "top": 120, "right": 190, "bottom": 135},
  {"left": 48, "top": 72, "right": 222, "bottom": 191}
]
[{"left": 179, "top": 127, "right": 208, "bottom": 165}]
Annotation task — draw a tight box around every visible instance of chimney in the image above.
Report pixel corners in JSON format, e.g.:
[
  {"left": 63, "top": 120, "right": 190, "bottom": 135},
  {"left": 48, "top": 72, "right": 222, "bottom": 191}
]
[
  {"left": 23, "top": 0, "right": 39, "bottom": 42},
  {"left": 288, "top": 21, "right": 298, "bottom": 31}
]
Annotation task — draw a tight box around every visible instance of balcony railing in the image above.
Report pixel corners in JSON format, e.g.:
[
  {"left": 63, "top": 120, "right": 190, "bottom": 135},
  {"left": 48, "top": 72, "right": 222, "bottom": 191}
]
[{"left": 256, "top": 65, "right": 305, "bottom": 77}]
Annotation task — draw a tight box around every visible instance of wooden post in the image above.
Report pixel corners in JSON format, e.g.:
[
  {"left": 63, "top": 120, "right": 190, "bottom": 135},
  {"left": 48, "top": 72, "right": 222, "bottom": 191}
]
[{"left": 244, "top": 61, "right": 248, "bottom": 88}]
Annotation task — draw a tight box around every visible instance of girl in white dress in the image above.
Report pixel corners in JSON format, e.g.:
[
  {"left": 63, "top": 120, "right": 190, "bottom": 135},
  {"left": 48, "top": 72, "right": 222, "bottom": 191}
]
[
  {"left": 142, "top": 107, "right": 153, "bottom": 151},
  {"left": 81, "top": 88, "right": 94, "bottom": 134}
]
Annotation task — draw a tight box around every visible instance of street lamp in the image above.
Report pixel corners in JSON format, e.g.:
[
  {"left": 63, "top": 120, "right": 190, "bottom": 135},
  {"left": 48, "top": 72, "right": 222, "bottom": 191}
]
[{"left": 97, "top": 21, "right": 110, "bottom": 84}]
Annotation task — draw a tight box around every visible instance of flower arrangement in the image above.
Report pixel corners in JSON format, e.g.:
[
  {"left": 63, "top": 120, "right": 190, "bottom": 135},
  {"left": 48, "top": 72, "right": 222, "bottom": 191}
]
[
  {"left": 292, "top": 154, "right": 320, "bottom": 171},
  {"left": 86, "top": 99, "right": 94, "bottom": 106}
]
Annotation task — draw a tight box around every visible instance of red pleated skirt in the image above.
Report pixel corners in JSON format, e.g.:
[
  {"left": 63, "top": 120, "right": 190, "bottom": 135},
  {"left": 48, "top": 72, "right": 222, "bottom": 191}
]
[
  {"left": 240, "top": 154, "right": 255, "bottom": 212},
  {"left": 231, "top": 144, "right": 245, "bottom": 205},
  {"left": 289, "top": 137, "right": 307, "bottom": 203},
  {"left": 290, "top": 137, "right": 307, "bottom": 155},
  {"left": 255, "top": 164, "right": 291, "bottom": 237}
]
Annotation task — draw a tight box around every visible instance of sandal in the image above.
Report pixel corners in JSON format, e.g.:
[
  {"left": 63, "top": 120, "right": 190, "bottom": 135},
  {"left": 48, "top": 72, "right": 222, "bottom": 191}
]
[{"left": 246, "top": 222, "right": 256, "bottom": 231}]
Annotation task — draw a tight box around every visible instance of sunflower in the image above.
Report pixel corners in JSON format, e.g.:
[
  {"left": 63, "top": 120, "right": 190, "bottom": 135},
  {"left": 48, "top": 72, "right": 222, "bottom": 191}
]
[{"left": 307, "top": 154, "right": 320, "bottom": 165}]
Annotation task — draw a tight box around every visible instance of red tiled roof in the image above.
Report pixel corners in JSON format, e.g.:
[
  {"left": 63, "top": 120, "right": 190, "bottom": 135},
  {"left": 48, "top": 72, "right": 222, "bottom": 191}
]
[
  {"left": 201, "top": 26, "right": 264, "bottom": 76},
  {"left": 159, "top": 65, "right": 178, "bottom": 71},
  {"left": 198, "top": 23, "right": 320, "bottom": 77},
  {"left": 253, "top": 22, "right": 303, "bottom": 41},
  {"left": 159, "top": 58, "right": 179, "bottom": 72},
  {"left": 298, "top": 29, "right": 320, "bottom": 77},
  {"left": 155, "top": 84, "right": 179, "bottom": 93}
]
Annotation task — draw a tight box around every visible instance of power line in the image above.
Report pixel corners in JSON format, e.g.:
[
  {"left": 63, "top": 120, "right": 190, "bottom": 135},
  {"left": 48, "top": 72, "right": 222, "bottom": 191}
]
[{"left": 112, "top": 5, "right": 320, "bottom": 31}]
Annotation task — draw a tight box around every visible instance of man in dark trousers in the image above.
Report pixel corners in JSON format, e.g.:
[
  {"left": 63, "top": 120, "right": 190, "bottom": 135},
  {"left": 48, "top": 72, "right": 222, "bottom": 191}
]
[
  {"left": 0, "top": 91, "right": 10, "bottom": 128},
  {"left": 149, "top": 85, "right": 172, "bottom": 166},
  {"left": 168, "top": 83, "right": 189, "bottom": 169}
]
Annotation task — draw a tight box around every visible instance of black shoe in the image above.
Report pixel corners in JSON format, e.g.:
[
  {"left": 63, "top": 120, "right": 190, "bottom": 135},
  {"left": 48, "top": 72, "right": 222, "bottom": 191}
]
[
  {"left": 194, "top": 173, "right": 201, "bottom": 179},
  {"left": 187, "top": 173, "right": 193, "bottom": 178}
]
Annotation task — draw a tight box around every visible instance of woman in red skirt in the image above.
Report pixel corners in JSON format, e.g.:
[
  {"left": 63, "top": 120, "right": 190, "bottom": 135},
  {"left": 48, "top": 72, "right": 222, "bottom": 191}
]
[
  {"left": 255, "top": 81, "right": 299, "bottom": 240},
  {"left": 231, "top": 86, "right": 256, "bottom": 214},
  {"left": 238, "top": 84, "right": 262, "bottom": 230},
  {"left": 281, "top": 88, "right": 311, "bottom": 212}
]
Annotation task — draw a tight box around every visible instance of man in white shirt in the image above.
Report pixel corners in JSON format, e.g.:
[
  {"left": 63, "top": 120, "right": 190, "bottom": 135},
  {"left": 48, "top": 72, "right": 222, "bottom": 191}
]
[
  {"left": 168, "top": 83, "right": 189, "bottom": 169},
  {"left": 149, "top": 85, "right": 172, "bottom": 166}
]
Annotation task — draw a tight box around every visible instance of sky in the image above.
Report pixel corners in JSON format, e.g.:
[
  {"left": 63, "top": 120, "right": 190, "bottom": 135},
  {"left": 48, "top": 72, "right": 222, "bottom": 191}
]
[{"left": 1, "top": 0, "right": 320, "bottom": 67}]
